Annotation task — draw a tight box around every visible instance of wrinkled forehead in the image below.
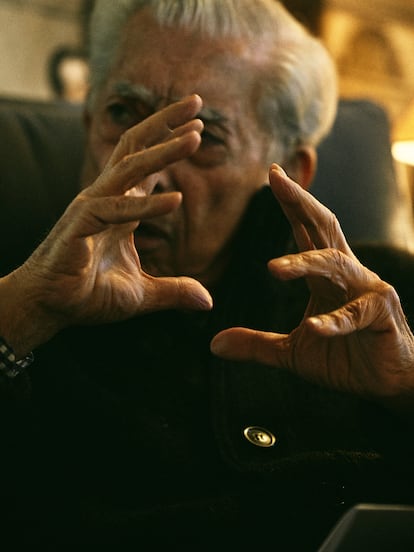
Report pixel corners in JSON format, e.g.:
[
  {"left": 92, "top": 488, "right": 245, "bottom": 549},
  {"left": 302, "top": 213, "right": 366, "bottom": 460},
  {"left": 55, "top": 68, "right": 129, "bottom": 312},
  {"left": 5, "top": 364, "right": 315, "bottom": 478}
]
[
  {"left": 108, "top": 7, "right": 273, "bottom": 94},
  {"left": 91, "top": 7, "right": 278, "bottom": 144}
]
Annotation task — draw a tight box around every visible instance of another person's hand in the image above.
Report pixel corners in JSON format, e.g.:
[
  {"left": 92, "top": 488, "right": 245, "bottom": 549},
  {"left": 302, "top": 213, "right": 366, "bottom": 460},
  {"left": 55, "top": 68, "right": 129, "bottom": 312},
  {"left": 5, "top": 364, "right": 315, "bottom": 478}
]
[
  {"left": 0, "top": 95, "right": 212, "bottom": 356},
  {"left": 211, "top": 164, "right": 414, "bottom": 412}
]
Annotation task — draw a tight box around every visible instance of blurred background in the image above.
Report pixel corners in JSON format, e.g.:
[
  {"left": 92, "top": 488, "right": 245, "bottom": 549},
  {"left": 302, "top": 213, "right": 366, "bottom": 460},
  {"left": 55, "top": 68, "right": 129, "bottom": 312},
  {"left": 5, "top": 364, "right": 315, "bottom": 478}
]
[
  {"left": 1, "top": 1, "right": 413, "bottom": 114},
  {"left": 1, "top": 0, "right": 413, "bottom": 205}
]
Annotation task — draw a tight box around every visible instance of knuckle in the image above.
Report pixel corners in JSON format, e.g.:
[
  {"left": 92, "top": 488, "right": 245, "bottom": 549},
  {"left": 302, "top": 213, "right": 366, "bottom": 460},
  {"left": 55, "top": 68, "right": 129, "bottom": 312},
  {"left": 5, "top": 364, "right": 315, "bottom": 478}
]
[
  {"left": 115, "top": 153, "right": 146, "bottom": 183},
  {"left": 328, "top": 211, "right": 341, "bottom": 231},
  {"left": 306, "top": 206, "right": 338, "bottom": 233},
  {"left": 376, "top": 280, "right": 399, "bottom": 304},
  {"left": 326, "top": 247, "right": 347, "bottom": 267},
  {"left": 325, "top": 212, "right": 342, "bottom": 242},
  {"left": 317, "top": 210, "right": 342, "bottom": 244},
  {"left": 115, "top": 132, "right": 129, "bottom": 154},
  {"left": 117, "top": 152, "right": 135, "bottom": 172},
  {"left": 110, "top": 196, "right": 126, "bottom": 212},
  {"left": 68, "top": 194, "right": 90, "bottom": 215},
  {"left": 118, "top": 128, "right": 134, "bottom": 151},
  {"left": 342, "top": 300, "right": 361, "bottom": 321}
]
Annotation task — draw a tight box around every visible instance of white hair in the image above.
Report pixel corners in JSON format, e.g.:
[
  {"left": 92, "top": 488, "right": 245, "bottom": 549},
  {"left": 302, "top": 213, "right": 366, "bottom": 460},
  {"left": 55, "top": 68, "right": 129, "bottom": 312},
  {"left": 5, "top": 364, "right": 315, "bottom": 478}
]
[{"left": 88, "top": 0, "right": 338, "bottom": 159}]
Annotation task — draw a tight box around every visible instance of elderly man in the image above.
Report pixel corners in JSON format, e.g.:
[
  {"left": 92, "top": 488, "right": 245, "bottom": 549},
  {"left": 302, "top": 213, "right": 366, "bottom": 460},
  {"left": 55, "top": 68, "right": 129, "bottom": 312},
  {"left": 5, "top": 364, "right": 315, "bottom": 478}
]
[{"left": 1, "top": 0, "right": 414, "bottom": 548}]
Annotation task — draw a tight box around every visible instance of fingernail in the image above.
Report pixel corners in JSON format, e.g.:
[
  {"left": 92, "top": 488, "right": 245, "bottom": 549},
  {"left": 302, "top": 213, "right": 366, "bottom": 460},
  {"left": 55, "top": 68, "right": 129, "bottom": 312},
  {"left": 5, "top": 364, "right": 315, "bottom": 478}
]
[
  {"left": 197, "top": 291, "right": 213, "bottom": 310},
  {"left": 270, "top": 164, "right": 287, "bottom": 177},
  {"left": 210, "top": 336, "right": 225, "bottom": 356},
  {"left": 308, "top": 316, "right": 323, "bottom": 327},
  {"left": 275, "top": 257, "right": 291, "bottom": 267}
]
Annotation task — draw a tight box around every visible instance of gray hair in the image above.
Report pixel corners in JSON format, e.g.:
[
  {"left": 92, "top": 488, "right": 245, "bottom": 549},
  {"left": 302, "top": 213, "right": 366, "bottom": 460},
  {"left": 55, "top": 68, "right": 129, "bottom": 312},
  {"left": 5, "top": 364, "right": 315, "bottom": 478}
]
[{"left": 88, "top": 0, "right": 337, "bottom": 160}]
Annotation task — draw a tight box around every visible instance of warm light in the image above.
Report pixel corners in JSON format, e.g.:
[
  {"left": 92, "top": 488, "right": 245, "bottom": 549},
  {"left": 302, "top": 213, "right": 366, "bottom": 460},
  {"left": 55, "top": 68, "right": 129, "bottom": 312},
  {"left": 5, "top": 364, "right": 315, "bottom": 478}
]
[
  {"left": 392, "top": 98, "right": 414, "bottom": 166},
  {"left": 392, "top": 140, "right": 414, "bottom": 166}
]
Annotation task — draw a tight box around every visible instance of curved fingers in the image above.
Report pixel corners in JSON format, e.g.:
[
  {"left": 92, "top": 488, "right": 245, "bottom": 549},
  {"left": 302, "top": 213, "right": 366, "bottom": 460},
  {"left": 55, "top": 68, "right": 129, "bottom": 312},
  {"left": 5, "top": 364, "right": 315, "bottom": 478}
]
[
  {"left": 305, "top": 292, "right": 395, "bottom": 337},
  {"left": 306, "top": 284, "right": 401, "bottom": 336},
  {"left": 63, "top": 192, "right": 183, "bottom": 239},
  {"left": 88, "top": 129, "right": 201, "bottom": 197},
  {"left": 269, "top": 165, "right": 356, "bottom": 257},
  {"left": 268, "top": 248, "right": 379, "bottom": 293},
  {"left": 108, "top": 94, "right": 203, "bottom": 165}
]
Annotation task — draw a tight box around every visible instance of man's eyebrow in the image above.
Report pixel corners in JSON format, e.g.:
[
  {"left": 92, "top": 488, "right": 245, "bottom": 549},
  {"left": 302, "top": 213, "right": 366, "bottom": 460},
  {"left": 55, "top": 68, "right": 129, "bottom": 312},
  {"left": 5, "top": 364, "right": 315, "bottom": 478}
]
[
  {"left": 112, "top": 81, "right": 158, "bottom": 107},
  {"left": 112, "top": 80, "right": 227, "bottom": 124}
]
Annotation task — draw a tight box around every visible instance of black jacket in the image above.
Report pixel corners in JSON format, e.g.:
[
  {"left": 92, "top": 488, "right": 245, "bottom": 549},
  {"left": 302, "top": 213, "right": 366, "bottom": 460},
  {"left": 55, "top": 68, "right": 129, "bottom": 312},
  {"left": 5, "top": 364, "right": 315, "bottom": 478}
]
[{"left": 2, "top": 187, "right": 414, "bottom": 550}]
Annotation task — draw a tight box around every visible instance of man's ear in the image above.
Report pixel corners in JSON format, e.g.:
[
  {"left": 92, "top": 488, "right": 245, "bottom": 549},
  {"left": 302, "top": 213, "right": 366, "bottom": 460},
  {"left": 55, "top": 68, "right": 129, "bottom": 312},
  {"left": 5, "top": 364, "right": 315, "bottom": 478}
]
[{"left": 284, "top": 146, "right": 317, "bottom": 191}]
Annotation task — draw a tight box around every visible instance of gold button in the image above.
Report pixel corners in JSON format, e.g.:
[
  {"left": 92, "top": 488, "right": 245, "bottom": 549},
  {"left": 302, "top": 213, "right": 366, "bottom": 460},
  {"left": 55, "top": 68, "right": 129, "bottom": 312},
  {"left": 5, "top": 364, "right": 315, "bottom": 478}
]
[{"left": 243, "top": 426, "right": 276, "bottom": 448}]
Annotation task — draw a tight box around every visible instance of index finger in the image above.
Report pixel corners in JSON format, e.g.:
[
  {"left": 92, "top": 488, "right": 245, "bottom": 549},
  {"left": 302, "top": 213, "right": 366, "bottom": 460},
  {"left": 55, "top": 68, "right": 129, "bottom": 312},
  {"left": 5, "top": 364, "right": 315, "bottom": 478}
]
[
  {"left": 269, "top": 164, "right": 356, "bottom": 258},
  {"left": 88, "top": 129, "right": 202, "bottom": 197},
  {"left": 108, "top": 94, "right": 203, "bottom": 165}
]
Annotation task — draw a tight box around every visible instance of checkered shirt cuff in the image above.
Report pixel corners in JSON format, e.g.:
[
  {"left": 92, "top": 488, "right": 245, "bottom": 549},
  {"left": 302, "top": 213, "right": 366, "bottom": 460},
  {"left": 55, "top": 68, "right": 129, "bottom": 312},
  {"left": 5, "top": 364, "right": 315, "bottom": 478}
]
[{"left": 0, "top": 336, "right": 34, "bottom": 378}]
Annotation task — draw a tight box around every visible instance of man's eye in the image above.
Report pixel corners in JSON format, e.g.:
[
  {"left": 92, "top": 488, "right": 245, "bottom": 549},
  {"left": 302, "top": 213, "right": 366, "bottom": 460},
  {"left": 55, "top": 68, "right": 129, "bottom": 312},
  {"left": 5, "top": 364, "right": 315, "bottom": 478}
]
[
  {"left": 191, "top": 130, "right": 228, "bottom": 167},
  {"left": 201, "top": 130, "right": 224, "bottom": 147},
  {"left": 106, "top": 102, "right": 137, "bottom": 128},
  {"left": 99, "top": 100, "right": 153, "bottom": 144}
]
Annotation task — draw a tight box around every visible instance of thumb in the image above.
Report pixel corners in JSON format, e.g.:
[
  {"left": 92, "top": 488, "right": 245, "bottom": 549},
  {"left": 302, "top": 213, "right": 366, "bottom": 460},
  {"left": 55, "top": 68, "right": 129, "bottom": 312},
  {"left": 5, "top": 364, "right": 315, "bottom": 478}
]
[
  {"left": 210, "top": 327, "right": 290, "bottom": 367},
  {"left": 143, "top": 275, "right": 213, "bottom": 313}
]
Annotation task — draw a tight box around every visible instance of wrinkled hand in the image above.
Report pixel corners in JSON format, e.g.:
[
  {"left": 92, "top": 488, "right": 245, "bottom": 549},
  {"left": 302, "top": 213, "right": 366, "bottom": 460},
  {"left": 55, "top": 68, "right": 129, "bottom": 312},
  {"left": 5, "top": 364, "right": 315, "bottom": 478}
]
[
  {"left": 11, "top": 95, "right": 212, "bottom": 342},
  {"left": 211, "top": 164, "right": 414, "bottom": 410}
]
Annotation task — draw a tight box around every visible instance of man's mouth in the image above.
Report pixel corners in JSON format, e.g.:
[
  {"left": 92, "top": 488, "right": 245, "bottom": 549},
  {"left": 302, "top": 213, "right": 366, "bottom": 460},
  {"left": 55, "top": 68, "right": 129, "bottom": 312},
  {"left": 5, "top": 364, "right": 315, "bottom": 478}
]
[{"left": 134, "top": 222, "right": 169, "bottom": 251}]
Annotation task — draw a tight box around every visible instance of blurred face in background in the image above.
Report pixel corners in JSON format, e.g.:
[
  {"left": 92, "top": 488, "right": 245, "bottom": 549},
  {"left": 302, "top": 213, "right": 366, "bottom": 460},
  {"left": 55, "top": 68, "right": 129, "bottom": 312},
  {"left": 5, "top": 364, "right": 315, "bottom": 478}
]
[{"left": 58, "top": 57, "right": 89, "bottom": 103}]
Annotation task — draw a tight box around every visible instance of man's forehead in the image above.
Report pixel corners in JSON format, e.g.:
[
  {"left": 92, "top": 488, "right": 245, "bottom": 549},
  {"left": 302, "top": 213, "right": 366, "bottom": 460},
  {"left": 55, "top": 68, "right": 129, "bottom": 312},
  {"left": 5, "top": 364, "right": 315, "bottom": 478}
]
[{"left": 112, "top": 81, "right": 226, "bottom": 123}]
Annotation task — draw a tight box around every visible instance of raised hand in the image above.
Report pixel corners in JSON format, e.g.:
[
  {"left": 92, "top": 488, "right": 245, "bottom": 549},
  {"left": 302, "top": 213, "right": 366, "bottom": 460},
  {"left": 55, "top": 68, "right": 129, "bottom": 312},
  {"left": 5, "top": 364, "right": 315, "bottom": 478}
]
[
  {"left": 1, "top": 95, "right": 212, "bottom": 356},
  {"left": 211, "top": 164, "right": 414, "bottom": 411}
]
